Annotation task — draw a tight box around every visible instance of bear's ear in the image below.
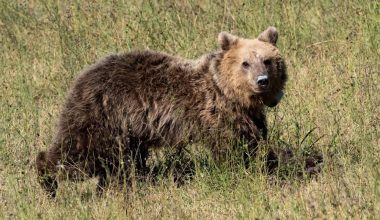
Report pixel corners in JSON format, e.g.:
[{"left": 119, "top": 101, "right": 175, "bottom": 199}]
[
  {"left": 258, "top": 26, "right": 278, "bottom": 45},
  {"left": 218, "top": 32, "right": 238, "bottom": 51}
]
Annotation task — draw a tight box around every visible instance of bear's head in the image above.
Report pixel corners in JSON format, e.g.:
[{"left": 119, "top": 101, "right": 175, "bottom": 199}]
[{"left": 214, "top": 27, "right": 287, "bottom": 108}]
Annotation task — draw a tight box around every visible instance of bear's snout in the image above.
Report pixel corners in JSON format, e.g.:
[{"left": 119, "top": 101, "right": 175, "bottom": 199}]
[{"left": 257, "top": 75, "right": 269, "bottom": 88}]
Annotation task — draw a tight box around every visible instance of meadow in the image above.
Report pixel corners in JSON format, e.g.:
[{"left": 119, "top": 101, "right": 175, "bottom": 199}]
[{"left": 1, "top": 0, "right": 379, "bottom": 219}]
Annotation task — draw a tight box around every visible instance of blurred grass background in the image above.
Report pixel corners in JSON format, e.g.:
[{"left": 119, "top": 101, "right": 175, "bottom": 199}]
[{"left": 0, "top": 0, "right": 379, "bottom": 219}]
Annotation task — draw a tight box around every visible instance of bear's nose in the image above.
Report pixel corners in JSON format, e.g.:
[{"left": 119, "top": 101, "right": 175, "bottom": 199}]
[{"left": 257, "top": 75, "right": 269, "bottom": 87}]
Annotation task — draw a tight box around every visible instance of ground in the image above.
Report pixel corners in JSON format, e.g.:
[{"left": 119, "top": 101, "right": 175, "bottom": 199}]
[{"left": 0, "top": 1, "right": 379, "bottom": 219}]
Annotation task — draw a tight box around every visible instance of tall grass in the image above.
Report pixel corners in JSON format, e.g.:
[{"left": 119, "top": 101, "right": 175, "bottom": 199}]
[{"left": 1, "top": 0, "right": 379, "bottom": 219}]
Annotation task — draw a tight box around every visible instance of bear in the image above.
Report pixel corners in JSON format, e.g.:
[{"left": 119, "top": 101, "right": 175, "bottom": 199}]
[{"left": 35, "top": 27, "right": 287, "bottom": 197}]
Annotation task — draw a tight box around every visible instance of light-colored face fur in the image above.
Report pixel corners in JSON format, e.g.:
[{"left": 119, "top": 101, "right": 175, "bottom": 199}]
[{"left": 216, "top": 27, "right": 287, "bottom": 108}]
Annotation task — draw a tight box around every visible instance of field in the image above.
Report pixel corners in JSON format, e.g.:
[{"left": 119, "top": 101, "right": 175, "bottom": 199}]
[{"left": 1, "top": 0, "right": 379, "bottom": 219}]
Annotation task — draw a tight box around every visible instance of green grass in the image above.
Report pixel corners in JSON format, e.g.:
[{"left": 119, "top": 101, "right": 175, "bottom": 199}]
[{"left": 1, "top": 0, "right": 379, "bottom": 219}]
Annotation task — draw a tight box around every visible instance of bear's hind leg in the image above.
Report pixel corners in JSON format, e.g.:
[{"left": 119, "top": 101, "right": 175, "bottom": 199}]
[
  {"left": 96, "top": 167, "right": 110, "bottom": 196},
  {"left": 135, "top": 144, "right": 149, "bottom": 179},
  {"left": 35, "top": 151, "right": 59, "bottom": 198}
]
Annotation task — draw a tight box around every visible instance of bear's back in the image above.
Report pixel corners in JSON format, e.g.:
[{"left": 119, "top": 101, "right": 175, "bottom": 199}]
[
  {"left": 59, "top": 50, "right": 212, "bottom": 146},
  {"left": 74, "top": 50, "right": 206, "bottom": 99}
]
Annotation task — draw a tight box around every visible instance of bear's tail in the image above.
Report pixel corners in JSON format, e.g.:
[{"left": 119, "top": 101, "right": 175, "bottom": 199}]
[
  {"left": 35, "top": 151, "right": 47, "bottom": 174},
  {"left": 35, "top": 151, "right": 58, "bottom": 197}
]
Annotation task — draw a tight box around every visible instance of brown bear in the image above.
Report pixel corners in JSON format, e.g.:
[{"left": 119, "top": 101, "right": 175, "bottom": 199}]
[{"left": 35, "top": 27, "right": 287, "bottom": 197}]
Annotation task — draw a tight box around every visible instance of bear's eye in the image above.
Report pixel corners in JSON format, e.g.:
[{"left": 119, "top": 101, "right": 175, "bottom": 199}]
[
  {"left": 263, "top": 59, "right": 272, "bottom": 66},
  {"left": 242, "top": 61, "right": 250, "bottom": 68}
]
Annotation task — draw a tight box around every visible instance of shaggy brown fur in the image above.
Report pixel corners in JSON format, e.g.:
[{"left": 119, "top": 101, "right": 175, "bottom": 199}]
[{"left": 35, "top": 27, "right": 287, "bottom": 197}]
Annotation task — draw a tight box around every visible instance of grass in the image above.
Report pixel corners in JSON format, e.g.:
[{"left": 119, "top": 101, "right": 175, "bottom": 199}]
[{"left": 1, "top": 0, "right": 379, "bottom": 219}]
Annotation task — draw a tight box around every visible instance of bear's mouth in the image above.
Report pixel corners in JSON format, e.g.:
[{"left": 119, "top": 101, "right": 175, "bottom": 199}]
[{"left": 262, "top": 90, "right": 284, "bottom": 107}]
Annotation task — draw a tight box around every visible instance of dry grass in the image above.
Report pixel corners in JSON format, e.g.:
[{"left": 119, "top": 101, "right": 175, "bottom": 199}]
[{"left": 1, "top": 0, "right": 379, "bottom": 219}]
